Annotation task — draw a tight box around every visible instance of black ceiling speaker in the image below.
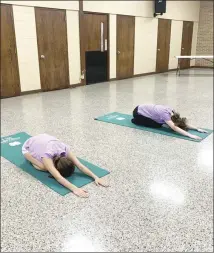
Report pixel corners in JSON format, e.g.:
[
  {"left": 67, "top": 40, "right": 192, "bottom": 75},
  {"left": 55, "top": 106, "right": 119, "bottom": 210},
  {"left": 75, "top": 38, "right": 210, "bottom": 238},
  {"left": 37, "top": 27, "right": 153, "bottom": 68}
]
[{"left": 154, "top": 0, "right": 166, "bottom": 17}]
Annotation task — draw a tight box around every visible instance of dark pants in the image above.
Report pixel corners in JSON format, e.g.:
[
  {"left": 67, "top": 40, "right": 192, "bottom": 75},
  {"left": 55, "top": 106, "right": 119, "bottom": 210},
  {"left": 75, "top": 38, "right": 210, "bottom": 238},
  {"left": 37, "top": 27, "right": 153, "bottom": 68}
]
[{"left": 132, "top": 106, "right": 162, "bottom": 128}]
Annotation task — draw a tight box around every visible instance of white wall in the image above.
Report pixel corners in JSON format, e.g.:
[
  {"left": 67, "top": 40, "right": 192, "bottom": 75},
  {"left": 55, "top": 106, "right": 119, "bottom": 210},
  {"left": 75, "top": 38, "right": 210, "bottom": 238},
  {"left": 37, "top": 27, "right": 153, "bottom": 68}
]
[
  {"left": 12, "top": 6, "right": 81, "bottom": 91},
  {"left": 109, "top": 14, "right": 117, "bottom": 79},
  {"left": 1, "top": 1, "right": 79, "bottom": 10},
  {"left": 134, "top": 17, "right": 158, "bottom": 74},
  {"left": 169, "top": 21, "right": 199, "bottom": 69},
  {"left": 83, "top": 1, "right": 200, "bottom": 22},
  {"left": 84, "top": 1, "right": 200, "bottom": 77},
  {"left": 13, "top": 5, "right": 41, "bottom": 92},
  {"left": 168, "top": 20, "right": 183, "bottom": 69},
  {"left": 196, "top": 1, "right": 213, "bottom": 67},
  {"left": 2, "top": 1, "right": 201, "bottom": 94},
  {"left": 162, "top": 1, "right": 200, "bottom": 22},
  {"left": 66, "top": 11, "right": 81, "bottom": 85},
  {"left": 84, "top": 1, "right": 152, "bottom": 19}
]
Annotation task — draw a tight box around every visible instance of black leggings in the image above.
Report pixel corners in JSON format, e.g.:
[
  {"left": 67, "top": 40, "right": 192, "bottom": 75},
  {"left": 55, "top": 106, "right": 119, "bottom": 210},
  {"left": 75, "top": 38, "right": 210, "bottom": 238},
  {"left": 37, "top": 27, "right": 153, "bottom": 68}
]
[{"left": 132, "top": 106, "right": 162, "bottom": 128}]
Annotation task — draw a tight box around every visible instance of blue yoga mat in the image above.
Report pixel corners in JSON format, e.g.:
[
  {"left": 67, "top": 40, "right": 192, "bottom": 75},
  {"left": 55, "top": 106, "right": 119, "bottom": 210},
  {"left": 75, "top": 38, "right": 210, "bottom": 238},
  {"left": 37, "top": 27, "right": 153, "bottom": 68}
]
[
  {"left": 95, "top": 112, "right": 213, "bottom": 142},
  {"left": 1, "top": 132, "right": 110, "bottom": 196}
]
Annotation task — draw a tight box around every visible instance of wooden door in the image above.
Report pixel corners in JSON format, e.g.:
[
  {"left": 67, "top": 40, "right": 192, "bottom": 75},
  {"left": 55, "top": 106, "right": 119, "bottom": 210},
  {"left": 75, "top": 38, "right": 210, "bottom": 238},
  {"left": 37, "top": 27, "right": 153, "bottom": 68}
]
[
  {"left": 35, "top": 8, "right": 69, "bottom": 91},
  {"left": 180, "top": 21, "right": 193, "bottom": 69},
  {"left": 83, "top": 13, "right": 108, "bottom": 85},
  {"left": 84, "top": 13, "right": 108, "bottom": 52},
  {"left": 0, "top": 4, "right": 20, "bottom": 98},
  {"left": 117, "top": 15, "right": 135, "bottom": 79},
  {"left": 156, "top": 19, "right": 171, "bottom": 73}
]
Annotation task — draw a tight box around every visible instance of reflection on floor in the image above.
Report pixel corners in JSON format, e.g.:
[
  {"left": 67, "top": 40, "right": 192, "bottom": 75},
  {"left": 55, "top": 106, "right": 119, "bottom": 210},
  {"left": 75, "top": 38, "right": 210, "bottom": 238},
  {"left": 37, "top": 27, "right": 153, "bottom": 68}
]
[{"left": 1, "top": 69, "right": 213, "bottom": 252}]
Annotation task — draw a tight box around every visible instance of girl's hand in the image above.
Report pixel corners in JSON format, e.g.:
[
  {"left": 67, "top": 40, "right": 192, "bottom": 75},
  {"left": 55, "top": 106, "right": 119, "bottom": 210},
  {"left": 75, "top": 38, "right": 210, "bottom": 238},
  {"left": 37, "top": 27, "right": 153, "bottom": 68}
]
[
  {"left": 73, "top": 188, "right": 89, "bottom": 198},
  {"left": 95, "top": 177, "right": 109, "bottom": 187},
  {"left": 197, "top": 128, "right": 208, "bottom": 133},
  {"left": 189, "top": 134, "right": 202, "bottom": 140}
]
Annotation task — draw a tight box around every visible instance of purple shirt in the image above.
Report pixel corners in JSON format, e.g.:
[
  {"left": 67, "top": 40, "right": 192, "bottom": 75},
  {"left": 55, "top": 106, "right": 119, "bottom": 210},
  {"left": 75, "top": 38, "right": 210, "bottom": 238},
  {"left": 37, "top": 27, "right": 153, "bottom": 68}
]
[
  {"left": 137, "top": 104, "right": 172, "bottom": 124},
  {"left": 22, "top": 134, "right": 70, "bottom": 163}
]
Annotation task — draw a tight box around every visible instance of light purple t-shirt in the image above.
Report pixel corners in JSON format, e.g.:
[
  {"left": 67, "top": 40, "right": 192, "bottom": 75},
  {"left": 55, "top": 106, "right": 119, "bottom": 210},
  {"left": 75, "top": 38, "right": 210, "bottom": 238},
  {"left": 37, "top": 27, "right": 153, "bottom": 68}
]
[
  {"left": 22, "top": 134, "right": 70, "bottom": 163},
  {"left": 137, "top": 104, "right": 173, "bottom": 124}
]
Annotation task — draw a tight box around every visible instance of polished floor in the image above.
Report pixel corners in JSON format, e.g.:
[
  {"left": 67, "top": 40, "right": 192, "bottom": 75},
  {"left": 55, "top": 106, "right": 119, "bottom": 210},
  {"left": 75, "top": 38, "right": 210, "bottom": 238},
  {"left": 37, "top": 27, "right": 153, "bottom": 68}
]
[{"left": 1, "top": 69, "right": 213, "bottom": 252}]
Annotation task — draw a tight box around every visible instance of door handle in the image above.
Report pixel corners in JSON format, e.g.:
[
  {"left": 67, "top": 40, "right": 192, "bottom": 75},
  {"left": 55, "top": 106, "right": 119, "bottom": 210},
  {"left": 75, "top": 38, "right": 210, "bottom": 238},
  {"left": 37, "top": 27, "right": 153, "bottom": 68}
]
[
  {"left": 182, "top": 48, "right": 184, "bottom": 50},
  {"left": 100, "top": 22, "right": 104, "bottom": 52},
  {"left": 157, "top": 49, "right": 160, "bottom": 51},
  {"left": 40, "top": 55, "right": 45, "bottom": 59},
  {"left": 117, "top": 51, "right": 121, "bottom": 55}
]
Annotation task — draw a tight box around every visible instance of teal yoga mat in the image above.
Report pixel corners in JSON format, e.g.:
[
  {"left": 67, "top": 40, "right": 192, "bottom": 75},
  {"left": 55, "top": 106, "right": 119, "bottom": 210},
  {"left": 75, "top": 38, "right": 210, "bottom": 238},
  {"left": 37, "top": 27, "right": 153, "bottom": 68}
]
[
  {"left": 1, "top": 132, "right": 109, "bottom": 196},
  {"left": 95, "top": 112, "right": 213, "bottom": 142}
]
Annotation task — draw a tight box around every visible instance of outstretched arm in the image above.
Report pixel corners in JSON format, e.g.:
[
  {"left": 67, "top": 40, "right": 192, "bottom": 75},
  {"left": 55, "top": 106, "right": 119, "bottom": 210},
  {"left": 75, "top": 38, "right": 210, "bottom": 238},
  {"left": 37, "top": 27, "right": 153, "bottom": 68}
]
[
  {"left": 165, "top": 120, "right": 202, "bottom": 140},
  {"left": 186, "top": 124, "right": 207, "bottom": 133},
  {"left": 42, "top": 157, "right": 89, "bottom": 198},
  {"left": 67, "top": 152, "right": 109, "bottom": 187}
]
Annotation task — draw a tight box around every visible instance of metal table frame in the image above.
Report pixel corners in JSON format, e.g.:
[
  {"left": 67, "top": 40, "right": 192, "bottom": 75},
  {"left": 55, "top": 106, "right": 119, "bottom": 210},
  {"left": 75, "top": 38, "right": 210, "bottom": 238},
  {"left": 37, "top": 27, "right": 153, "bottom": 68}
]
[{"left": 176, "top": 56, "right": 214, "bottom": 76}]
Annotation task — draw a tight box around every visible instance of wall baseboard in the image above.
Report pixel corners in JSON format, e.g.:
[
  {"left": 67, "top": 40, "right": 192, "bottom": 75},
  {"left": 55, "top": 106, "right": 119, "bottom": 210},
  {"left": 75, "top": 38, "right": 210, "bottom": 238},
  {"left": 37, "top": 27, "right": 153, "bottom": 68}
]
[
  {"left": 134, "top": 71, "right": 156, "bottom": 78},
  {"left": 167, "top": 68, "right": 178, "bottom": 72},
  {"left": 11, "top": 84, "right": 82, "bottom": 99},
  {"left": 21, "top": 89, "right": 42, "bottom": 96},
  {"left": 113, "top": 71, "right": 157, "bottom": 81},
  {"left": 19, "top": 83, "right": 82, "bottom": 96},
  {"left": 3, "top": 66, "right": 213, "bottom": 99},
  {"left": 134, "top": 68, "right": 179, "bottom": 77},
  {"left": 70, "top": 83, "right": 83, "bottom": 88},
  {"left": 192, "top": 66, "right": 214, "bottom": 69}
]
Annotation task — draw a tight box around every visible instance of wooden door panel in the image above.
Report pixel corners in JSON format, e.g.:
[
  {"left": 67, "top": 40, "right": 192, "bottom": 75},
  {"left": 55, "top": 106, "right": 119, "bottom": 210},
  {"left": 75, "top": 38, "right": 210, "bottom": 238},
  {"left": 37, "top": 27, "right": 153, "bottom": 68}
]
[
  {"left": 35, "top": 8, "right": 69, "bottom": 91},
  {"left": 84, "top": 14, "right": 108, "bottom": 52},
  {"left": 0, "top": 4, "right": 20, "bottom": 98},
  {"left": 165, "top": 20, "right": 171, "bottom": 70},
  {"left": 82, "top": 13, "right": 108, "bottom": 85},
  {"left": 156, "top": 19, "right": 166, "bottom": 72},
  {"left": 180, "top": 21, "right": 193, "bottom": 69},
  {"left": 117, "top": 15, "right": 135, "bottom": 79},
  {"left": 156, "top": 19, "right": 171, "bottom": 73}
]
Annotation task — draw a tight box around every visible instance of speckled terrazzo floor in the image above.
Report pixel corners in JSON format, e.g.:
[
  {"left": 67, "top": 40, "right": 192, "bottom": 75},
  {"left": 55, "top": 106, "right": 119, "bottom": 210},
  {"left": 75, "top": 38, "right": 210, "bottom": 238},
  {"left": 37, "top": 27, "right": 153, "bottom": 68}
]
[{"left": 1, "top": 68, "right": 213, "bottom": 252}]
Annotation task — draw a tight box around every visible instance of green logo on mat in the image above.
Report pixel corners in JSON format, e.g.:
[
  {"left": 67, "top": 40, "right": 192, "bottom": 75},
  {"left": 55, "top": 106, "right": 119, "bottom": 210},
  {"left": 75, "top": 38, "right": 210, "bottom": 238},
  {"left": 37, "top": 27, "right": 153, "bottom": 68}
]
[
  {"left": 9, "top": 141, "right": 21, "bottom": 146},
  {"left": 116, "top": 117, "right": 125, "bottom": 120},
  {"left": 107, "top": 114, "right": 118, "bottom": 119}
]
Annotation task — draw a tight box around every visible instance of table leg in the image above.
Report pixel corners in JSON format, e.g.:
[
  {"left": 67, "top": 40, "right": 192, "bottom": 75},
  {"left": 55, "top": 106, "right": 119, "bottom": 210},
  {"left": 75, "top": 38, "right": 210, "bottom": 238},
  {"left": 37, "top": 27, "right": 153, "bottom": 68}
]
[
  {"left": 176, "top": 59, "right": 179, "bottom": 76},
  {"left": 178, "top": 59, "right": 181, "bottom": 76},
  {"left": 203, "top": 58, "right": 214, "bottom": 64}
]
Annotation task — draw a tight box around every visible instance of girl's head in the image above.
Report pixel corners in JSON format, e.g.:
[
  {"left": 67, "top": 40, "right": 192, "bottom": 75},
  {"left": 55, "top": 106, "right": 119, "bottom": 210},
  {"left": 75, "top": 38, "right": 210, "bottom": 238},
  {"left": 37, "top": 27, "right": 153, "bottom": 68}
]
[
  {"left": 171, "top": 112, "right": 188, "bottom": 130},
  {"left": 53, "top": 156, "right": 75, "bottom": 178}
]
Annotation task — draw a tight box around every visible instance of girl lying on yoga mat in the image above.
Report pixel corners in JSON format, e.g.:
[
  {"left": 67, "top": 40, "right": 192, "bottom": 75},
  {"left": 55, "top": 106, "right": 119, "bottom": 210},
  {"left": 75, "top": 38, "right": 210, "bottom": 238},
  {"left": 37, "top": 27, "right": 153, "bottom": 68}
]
[
  {"left": 132, "top": 104, "right": 207, "bottom": 140},
  {"left": 22, "top": 134, "right": 108, "bottom": 198}
]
